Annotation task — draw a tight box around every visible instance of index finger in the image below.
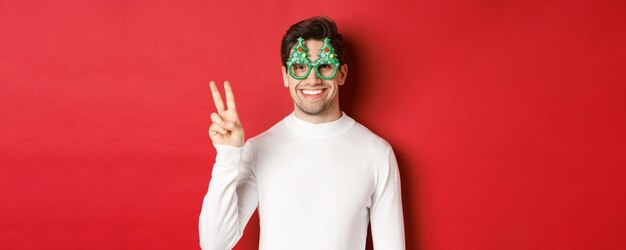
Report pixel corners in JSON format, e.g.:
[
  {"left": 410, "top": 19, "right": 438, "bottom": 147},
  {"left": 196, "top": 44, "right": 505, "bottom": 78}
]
[
  {"left": 224, "top": 81, "right": 237, "bottom": 111},
  {"left": 209, "top": 81, "right": 225, "bottom": 112}
]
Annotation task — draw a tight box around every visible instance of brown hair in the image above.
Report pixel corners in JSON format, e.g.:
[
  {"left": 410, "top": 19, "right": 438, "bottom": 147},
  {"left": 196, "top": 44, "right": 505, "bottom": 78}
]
[{"left": 280, "top": 16, "right": 345, "bottom": 67}]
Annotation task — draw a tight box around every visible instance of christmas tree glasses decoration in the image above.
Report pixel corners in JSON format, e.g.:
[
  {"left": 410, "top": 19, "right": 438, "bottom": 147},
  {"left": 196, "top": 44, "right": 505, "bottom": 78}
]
[{"left": 287, "top": 37, "right": 341, "bottom": 80}]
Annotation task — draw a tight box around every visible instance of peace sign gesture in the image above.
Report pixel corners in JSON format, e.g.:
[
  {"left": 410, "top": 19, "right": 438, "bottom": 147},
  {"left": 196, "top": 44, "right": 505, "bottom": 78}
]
[{"left": 208, "top": 81, "right": 245, "bottom": 147}]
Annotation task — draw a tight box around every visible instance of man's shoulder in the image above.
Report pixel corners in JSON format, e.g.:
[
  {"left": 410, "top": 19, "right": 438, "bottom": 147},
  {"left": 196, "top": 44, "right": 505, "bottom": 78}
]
[{"left": 349, "top": 120, "right": 393, "bottom": 152}]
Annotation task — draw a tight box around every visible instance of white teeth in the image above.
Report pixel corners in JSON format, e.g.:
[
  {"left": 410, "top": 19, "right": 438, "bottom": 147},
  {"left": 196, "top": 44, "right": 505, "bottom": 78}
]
[{"left": 302, "top": 89, "right": 323, "bottom": 95}]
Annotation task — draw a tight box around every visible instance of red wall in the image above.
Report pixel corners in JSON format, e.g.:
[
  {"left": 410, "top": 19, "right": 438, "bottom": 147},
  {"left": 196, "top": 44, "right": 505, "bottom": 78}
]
[{"left": 1, "top": 0, "right": 625, "bottom": 249}]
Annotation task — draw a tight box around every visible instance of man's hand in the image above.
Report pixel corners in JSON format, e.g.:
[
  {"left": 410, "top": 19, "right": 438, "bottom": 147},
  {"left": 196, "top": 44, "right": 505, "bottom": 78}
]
[{"left": 209, "top": 81, "right": 245, "bottom": 147}]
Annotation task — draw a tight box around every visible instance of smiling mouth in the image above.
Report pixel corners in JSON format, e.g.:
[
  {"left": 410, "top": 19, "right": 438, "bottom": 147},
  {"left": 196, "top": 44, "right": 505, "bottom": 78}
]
[{"left": 299, "top": 88, "right": 327, "bottom": 99}]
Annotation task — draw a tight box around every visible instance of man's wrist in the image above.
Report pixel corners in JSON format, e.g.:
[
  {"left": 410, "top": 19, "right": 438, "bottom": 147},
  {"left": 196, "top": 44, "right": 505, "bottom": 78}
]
[{"left": 213, "top": 143, "right": 244, "bottom": 165}]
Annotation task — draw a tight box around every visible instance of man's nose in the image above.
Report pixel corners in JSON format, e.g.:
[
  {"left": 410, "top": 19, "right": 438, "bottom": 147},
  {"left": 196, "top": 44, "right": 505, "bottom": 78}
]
[{"left": 304, "top": 68, "right": 322, "bottom": 84}]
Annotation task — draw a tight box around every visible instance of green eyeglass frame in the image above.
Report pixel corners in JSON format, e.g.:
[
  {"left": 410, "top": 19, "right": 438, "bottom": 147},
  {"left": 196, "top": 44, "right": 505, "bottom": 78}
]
[{"left": 286, "top": 37, "right": 341, "bottom": 80}]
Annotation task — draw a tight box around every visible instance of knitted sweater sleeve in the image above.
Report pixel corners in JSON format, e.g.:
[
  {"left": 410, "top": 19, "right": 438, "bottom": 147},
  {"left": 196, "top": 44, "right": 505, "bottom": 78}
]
[
  {"left": 199, "top": 141, "right": 258, "bottom": 250},
  {"left": 370, "top": 147, "right": 406, "bottom": 250}
]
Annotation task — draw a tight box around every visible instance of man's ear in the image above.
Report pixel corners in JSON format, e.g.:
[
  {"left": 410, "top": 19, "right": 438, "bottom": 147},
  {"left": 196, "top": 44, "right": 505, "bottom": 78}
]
[
  {"left": 282, "top": 66, "right": 289, "bottom": 88},
  {"left": 337, "top": 64, "right": 348, "bottom": 86}
]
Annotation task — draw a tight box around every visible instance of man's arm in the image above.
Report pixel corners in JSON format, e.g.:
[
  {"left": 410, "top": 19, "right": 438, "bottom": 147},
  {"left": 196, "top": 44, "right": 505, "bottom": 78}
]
[
  {"left": 199, "top": 142, "right": 258, "bottom": 250},
  {"left": 370, "top": 147, "right": 406, "bottom": 250},
  {"left": 199, "top": 81, "right": 256, "bottom": 249}
]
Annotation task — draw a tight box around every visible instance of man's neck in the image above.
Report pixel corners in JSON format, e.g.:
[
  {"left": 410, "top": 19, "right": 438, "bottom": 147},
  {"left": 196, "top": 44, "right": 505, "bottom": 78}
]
[{"left": 293, "top": 105, "right": 342, "bottom": 124}]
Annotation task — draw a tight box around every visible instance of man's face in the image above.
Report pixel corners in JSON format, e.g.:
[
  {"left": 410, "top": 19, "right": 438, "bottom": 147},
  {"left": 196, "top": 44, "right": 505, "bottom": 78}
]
[{"left": 282, "top": 39, "right": 348, "bottom": 117}]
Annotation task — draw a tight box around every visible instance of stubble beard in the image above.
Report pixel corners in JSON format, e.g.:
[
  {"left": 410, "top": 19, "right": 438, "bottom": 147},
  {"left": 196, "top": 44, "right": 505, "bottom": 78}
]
[
  {"left": 291, "top": 87, "right": 333, "bottom": 116},
  {"left": 295, "top": 97, "right": 332, "bottom": 116}
]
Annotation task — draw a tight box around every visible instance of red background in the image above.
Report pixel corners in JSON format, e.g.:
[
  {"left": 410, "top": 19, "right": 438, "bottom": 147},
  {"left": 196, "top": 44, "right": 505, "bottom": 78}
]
[{"left": 1, "top": 0, "right": 625, "bottom": 249}]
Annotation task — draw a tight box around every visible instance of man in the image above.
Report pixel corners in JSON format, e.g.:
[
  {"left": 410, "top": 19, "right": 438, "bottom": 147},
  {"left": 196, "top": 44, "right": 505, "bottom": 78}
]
[{"left": 199, "top": 16, "right": 405, "bottom": 250}]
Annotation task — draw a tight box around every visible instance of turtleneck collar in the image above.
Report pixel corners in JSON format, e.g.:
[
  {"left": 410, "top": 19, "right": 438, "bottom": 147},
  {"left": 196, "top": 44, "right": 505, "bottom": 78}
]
[{"left": 282, "top": 111, "right": 355, "bottom": 138}]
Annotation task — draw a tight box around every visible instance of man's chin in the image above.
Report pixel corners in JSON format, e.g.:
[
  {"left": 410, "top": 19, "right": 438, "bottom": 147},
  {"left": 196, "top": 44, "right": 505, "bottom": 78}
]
[{"left": 296, "top": 103, "right": 330, "bottom": 116}]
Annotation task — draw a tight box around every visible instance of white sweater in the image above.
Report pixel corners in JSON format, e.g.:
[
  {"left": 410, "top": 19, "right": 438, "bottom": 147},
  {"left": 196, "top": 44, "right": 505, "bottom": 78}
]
[{"left": 199, "top": 112, "right": 405, "bottom": 250}]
